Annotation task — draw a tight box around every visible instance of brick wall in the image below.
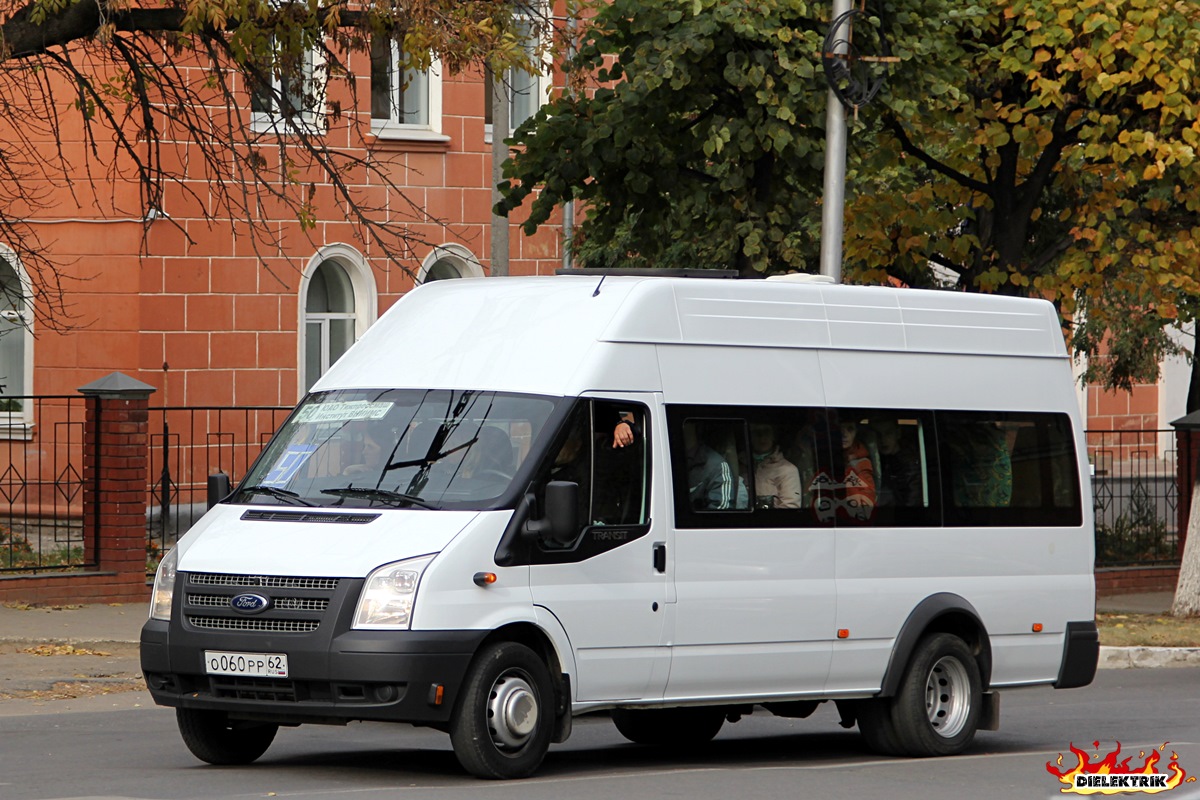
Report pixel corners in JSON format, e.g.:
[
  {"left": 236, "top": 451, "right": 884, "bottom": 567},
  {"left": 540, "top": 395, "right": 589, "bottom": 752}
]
[{"left": 1095, "top": 566, "right": 1180, "bottom": 597}]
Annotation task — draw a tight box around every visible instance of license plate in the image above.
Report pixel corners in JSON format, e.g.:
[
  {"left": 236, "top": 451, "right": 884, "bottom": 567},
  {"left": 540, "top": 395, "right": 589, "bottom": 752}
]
[{"left": 204, "top": 650, "right": 289, "bottom": 678}]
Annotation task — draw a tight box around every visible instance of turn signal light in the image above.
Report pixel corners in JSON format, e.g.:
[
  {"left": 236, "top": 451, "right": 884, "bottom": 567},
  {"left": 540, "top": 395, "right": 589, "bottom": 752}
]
[
  {"left": 837, "top": 629, "right": 850, "bottom": 639},
  {"left": 1032, "top": 623, "right": 1043, "bottom": 633},
  {"left": 473, "top": 572, "right": 497, "bottom": 587}
]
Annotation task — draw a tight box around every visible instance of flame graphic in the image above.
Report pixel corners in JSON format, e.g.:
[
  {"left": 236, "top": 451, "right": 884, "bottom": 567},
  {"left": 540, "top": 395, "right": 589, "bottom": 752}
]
[{"left": 1046, "top": 741, "right": 1193, "bottom": 795}]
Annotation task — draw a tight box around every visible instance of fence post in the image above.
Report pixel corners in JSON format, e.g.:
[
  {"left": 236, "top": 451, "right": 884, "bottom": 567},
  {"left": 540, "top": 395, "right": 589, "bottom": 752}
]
[{"left": 79, "top": 373, "right": 157, "bottom": 579}]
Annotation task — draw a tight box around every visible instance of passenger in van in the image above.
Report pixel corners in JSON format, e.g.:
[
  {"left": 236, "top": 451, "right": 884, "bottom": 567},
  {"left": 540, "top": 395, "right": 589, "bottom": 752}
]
[
  {"left": 461, "top": 426, "right": 516, "bottom": 480},
  {"left": 836, "top": 419, "right": 876, "bottom": 522},
  {"left": 873, "top": 418, "right": 921, "bottom": 507},
  {"left": 684, "top": 424, "right": 740, "bottom": 510},
  {"left": 343, "top": 421, "right": 394, "bottom": 476},
  {"left": 749, "top": 423, "right": 802, "bottom": 509}
]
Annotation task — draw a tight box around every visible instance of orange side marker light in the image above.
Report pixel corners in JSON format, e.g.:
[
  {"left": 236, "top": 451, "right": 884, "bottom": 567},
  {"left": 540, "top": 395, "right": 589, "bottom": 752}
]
[
  {"left": 837, "top": 629, "right": 850, "bottom": 639},
  {"left": 1032, "top": 623, "right": 1043, "bottom": 633},
  {"left": 473, "top": 572, "right": 497, "bottom": 587}
]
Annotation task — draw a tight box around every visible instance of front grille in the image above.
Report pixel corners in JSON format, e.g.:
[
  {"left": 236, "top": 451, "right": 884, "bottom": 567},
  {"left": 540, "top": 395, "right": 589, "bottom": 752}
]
[
  {"left": 187, "top": 594, "right": 330, "bottom": 612},
  {"left": 188, "top": 616, "right": 320, "bottom": 633},
  {"left": 190, "top": 574, "right": 340, "bottom": 591},
  {"left": 210, "top": 676, "right": 298, "bottom": 702},
  {"left": 182, "top": 571, "right": 342, "bottom": 635}
]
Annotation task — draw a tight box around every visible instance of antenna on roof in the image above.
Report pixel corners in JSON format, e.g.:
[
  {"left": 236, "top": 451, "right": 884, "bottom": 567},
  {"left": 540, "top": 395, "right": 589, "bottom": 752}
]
[{"left": 593, "top": 274, "right": 607, "bottom": 297}]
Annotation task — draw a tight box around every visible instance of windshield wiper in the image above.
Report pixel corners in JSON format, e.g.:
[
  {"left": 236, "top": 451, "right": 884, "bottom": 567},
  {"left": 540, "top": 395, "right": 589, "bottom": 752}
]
[
  {"left": 239, "top": 485, "right": 316, "bottom": 507},
  {"left": 320, "top": 486, "right": 437, "bottom": 510}
]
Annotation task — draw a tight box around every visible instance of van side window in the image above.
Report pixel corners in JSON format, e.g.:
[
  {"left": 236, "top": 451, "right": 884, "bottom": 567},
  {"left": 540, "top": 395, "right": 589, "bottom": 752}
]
[
  {"left": 541, "top": 399, "right": 651, "bottom": 536},
  {"left": 937, "top": 411, "right": 1081, "bottom": 527}
]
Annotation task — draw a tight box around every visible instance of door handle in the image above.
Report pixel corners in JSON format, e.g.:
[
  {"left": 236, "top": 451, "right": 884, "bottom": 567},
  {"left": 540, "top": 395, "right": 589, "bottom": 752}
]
[{"left": 653, "top": 542, "right": 666, "bottom": 573}]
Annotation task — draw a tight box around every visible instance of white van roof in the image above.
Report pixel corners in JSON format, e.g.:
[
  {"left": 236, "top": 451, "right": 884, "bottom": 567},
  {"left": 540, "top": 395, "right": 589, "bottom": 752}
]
[{"left": 313, "top": 275, "right": 1066, "bottom": 396}]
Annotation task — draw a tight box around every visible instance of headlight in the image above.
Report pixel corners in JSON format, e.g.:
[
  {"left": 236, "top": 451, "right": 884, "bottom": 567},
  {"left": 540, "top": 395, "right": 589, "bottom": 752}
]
[
  {"left": 353, "top": 555, "right": 435, "bottom": 630},
  {"left": 150, "top": 548, "right": 178, "bottom": 621}
]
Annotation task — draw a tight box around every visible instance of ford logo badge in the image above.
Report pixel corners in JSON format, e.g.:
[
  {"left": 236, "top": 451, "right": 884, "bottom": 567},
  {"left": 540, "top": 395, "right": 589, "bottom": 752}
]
[{"left": 230, "top": 593, "right": 271, "bottom": 614}]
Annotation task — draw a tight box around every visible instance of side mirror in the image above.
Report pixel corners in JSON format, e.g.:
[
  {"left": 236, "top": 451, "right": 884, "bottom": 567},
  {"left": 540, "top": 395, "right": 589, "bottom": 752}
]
[
  {"left": 207, "top": 472, "right": 232, "bottom": 509},
  {"left": 525, "top": 481, "right": 579, "bottom": 546}
]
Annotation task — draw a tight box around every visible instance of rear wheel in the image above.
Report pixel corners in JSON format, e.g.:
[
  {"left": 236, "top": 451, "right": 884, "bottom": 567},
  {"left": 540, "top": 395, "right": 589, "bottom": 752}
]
[
  {"left": 611, "top": 707, "right": 725, "bottom": 747},
  {"left": 176, "top": 708, "right": 278, "bottom": 765},
  {"left": 450, "top": 641, "right": 554, "bottom": 779},
  {"left": 889, "top": 633, "right": 982, "bottom": 756}
]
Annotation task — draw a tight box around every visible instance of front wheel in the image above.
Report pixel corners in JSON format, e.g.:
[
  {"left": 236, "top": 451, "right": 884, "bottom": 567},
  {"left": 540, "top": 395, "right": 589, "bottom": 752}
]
[
  {"left": 450, "top": 641, "right": 554, "bottom": 779},
  {"left": 889, "top": 633, "right": 982, "bottom": 757},
  {"left": 176, "top": 708, "right": 278, "bottom": 765},
  {"left": 611, "top": 707, "right": 725, "bottom": 747}
]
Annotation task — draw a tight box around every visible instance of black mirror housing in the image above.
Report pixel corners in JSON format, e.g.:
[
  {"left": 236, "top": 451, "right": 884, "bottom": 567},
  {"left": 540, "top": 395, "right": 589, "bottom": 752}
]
[
  {"left": 207, "top": 472, "right": 232, "bottom": 509},
  {"left": 524, "top": 480, "right": 579, "bottom": 546}
]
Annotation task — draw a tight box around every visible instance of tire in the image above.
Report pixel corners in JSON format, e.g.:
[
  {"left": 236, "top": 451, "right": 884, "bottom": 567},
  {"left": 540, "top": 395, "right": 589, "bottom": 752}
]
[
  {"left": 175, "top": 708, "right": 278, "bottom": 765},
  {"left": 888, "top": 633, "right": 982, "bottom": 757},
  {"left": 611, "top": 707, "right": 725, "bottom": 747},
  {"left": 450, "top": 641, "right": 554, "bottom": 779}
]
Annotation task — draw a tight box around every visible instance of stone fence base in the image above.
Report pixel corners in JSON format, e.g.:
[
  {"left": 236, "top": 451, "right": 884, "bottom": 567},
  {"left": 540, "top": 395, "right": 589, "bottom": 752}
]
[
  {"left": 1095, "top": 565, "right": 1180, "bottom": 597},
  {"left": 0, "top": 572, "right": 148, "bottom": 606}
]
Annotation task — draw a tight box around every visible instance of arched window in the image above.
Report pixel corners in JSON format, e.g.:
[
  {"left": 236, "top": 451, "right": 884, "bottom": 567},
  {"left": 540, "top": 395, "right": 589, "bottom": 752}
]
[
  {"left": 418, "top": 244, "right": 484, "bottom": 283},
  {"left": 0, "top": 247, "right": 33, "bottom": 437},
  {"left": 300, "top": 245, "right": 377, "bottom": 393}
]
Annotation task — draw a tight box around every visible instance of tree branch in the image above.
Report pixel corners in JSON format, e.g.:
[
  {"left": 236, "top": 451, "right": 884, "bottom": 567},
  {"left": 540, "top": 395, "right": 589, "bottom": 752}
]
[{"left": 883, "top": 114, "right": 991, "bottom": 196}]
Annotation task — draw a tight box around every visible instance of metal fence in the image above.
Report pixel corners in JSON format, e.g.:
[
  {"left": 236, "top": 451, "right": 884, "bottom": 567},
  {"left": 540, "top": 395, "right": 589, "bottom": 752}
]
[
  {"left": 0, "top": 395, "right": 92, "bottom": 573},
  {"left": 146, "top": 406, "right": 291, "bottom": 572},
  {"left": 0, "top": 400, "right": 1183, "bottom": 574},
  {"left": 1087, "top": 429, "right": 1179, "bottom": 568}
]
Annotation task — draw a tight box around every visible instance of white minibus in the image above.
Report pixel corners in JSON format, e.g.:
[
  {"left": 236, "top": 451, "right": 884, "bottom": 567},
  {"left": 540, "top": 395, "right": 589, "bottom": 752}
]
[{"left": 141, "top": 272, "right": 1098, "bottom": 778}]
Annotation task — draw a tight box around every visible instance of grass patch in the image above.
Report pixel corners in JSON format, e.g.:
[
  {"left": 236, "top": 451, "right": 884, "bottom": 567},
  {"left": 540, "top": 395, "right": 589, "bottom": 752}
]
[{"left": 1097, "top": 613, "right": 1200, "bottom": 648}]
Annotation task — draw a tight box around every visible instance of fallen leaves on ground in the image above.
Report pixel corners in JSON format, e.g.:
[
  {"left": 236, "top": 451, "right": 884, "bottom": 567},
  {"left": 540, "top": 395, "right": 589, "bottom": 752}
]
[{"left": 18, "top": 644, "right": 111, "bottom": 657}]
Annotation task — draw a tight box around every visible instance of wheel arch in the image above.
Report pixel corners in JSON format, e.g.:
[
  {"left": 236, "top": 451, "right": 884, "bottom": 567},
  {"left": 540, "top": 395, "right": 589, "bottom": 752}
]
[{"left": 878, "top": 593, "right": 992, "bottom": 698}]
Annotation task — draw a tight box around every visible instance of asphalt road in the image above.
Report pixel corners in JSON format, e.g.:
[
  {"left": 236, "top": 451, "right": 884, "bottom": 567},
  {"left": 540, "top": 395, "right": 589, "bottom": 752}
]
[{"left": 2, "top": 669, "right": 1199, "bottom": 800}]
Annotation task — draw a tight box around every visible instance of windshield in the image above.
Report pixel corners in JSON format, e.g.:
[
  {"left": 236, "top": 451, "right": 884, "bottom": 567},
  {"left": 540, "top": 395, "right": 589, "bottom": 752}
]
[{"left": 235, "top": 389, "right": 559, "bottom": 509}]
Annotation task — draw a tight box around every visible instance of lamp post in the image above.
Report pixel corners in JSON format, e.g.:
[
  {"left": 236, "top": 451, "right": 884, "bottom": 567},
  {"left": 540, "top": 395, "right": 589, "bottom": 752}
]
[{"left": 819, "top": 0, "right": 853, "bottom": 284}]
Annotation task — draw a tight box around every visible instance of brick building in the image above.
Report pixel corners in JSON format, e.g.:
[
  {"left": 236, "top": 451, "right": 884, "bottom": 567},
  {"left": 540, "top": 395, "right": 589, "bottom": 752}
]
[{"left": 0, "top": 19, "right": 567, "bottom": 425}]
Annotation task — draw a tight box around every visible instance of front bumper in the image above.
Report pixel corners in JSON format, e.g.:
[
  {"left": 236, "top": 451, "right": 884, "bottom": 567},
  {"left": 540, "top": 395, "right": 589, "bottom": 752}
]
[{"left": 140, "top": 573, "right": 487, "bottom": 726}]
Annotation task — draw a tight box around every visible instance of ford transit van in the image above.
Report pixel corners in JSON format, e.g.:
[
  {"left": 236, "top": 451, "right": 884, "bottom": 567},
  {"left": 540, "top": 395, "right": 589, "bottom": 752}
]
[{"left": 141, "top": 273, "right": 1098, "bottom": 778}]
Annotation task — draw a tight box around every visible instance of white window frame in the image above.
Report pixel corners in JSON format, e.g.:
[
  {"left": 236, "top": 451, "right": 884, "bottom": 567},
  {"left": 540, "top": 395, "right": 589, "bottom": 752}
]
[
  {"left": 417, "top": 243, "right": 485, "bottom": 283},
  {"left": 298, "top": 244, "right": 377, "bottom": 395},
  {"left": 370, "top": 41, "right": 448, "bottom": 143},
  {"left": 0, "top": 244, "right": 33, "bottom": 439},
  {"left": 484, "top": 4, "right": 552, "bottom": 142},
  {"left": 250, "top": 40, "right": 328, "bottom": 135}
]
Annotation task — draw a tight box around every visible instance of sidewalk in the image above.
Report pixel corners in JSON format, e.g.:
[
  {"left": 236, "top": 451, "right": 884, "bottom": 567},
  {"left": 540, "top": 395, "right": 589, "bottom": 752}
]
[
  {"left": 0, "top": 601, "right": 147, "bottom": 705},
  {"left": 0, "top": 601, "right": 147, "bottom": 646}
]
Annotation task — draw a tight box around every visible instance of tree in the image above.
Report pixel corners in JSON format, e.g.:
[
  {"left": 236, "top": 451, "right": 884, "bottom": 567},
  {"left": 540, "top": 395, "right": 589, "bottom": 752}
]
[
  {"left": 844, "top": 0, "right": 1200, "bottom": 391},
  {"left": 496, "top": 0, "right": 834, "bottom": 275},
  {"left": 0, "top": 0, "right": 543, "bottom": 329}
]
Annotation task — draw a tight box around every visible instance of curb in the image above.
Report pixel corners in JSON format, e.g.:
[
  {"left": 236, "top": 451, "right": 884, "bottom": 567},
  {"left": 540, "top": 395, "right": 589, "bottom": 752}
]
[{"left": 1099, "top": 646, "right": 1200, "bottom": 669}]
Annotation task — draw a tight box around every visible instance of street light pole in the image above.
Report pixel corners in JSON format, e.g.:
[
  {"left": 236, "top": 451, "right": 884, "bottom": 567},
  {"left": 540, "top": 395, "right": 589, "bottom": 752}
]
[{"left": 819, "top": 0, "right": 853, "bottom": 284}]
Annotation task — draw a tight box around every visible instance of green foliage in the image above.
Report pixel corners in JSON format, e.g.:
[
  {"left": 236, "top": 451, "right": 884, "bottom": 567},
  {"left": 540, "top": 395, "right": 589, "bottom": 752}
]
[{"left": 499, "top": 0, "right": 833, "bottom": 275}]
